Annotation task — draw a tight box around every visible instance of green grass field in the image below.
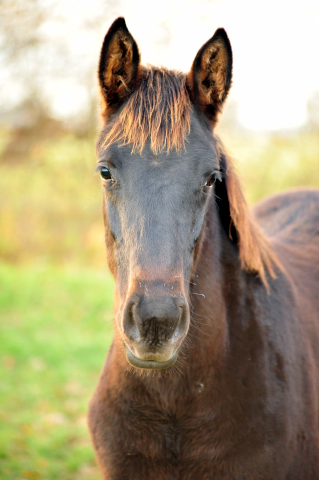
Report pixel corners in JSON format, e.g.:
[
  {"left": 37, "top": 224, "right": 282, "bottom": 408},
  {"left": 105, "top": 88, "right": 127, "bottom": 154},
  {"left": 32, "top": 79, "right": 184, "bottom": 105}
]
[
  {"left": 0, "top": 264, "right": 114, "bottom": 479},
  {"left": 0, "top": 128, "right": 318, "bottom": 478}
]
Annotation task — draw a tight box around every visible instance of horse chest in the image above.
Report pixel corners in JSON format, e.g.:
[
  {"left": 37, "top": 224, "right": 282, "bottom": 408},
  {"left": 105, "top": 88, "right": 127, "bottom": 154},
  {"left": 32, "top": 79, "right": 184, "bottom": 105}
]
[
  {"left": 102, "top": 377, "right": 299, "bottom": 480},
  {"left": 110, "top": 389, "right": 231, "bottom": 477},
  {"left": 110, "top": 408, "right": 293, "bottom": 480},
  {"left": 114, "top": 413, "right": 215, "bottom": 479}
]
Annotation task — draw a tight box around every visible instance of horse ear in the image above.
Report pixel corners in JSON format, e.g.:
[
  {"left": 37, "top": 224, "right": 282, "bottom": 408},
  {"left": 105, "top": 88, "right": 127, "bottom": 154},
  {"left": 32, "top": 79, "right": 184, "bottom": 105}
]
[
  {"left": 187, "top": 29, "right": 232, "bottom": 122},
  {"left": 98, "top": 17, "right": 141, "bottom": 114}
]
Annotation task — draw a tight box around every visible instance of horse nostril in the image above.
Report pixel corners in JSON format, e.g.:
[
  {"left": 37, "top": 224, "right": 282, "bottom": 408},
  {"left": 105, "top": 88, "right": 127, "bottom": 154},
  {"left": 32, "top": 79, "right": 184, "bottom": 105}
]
[
  {"left": 123, "top": 301, "right": 139, "bottom": 341},
  {"left": 123, "top": 294, "right": 186, "bottom": 345}
]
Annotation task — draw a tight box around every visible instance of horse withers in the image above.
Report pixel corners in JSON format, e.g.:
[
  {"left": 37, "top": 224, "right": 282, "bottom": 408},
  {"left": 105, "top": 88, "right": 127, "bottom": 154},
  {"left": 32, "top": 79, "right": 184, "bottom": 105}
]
[{"left": 88, "top": 17, "right": 319, "bottom": 479}]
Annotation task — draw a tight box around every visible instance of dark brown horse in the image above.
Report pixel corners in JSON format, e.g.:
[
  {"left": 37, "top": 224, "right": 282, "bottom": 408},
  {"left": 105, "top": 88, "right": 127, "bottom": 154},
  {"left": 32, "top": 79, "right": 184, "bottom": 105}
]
[{"left": 88, "top": 17, "right": 319, "bottom": 479}]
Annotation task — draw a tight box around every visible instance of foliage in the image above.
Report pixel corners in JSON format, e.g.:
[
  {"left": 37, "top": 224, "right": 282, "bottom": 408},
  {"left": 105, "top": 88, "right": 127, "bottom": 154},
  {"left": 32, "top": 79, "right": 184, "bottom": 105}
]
[
  {"left": 0, "top": 131, "right": 103, "bottom": 266},
  {"left": 218, "top": 128, "right": 319, "bottom": 204},
  {"left": 0, "top": 0, "right": 114, "bottom": 132}
]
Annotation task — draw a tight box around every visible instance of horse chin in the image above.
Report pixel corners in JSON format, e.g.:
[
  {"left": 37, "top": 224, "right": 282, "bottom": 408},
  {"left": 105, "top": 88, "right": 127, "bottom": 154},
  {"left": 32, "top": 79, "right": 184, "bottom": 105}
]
[{"left": 125, "top": 347, "right": 178, "bottom": 370}]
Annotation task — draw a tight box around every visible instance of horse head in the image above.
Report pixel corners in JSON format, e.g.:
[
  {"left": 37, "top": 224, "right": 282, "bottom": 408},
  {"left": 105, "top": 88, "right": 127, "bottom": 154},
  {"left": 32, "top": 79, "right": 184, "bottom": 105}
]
[{"left": 96, "top": 18, "right": 273, "bottom": 370}]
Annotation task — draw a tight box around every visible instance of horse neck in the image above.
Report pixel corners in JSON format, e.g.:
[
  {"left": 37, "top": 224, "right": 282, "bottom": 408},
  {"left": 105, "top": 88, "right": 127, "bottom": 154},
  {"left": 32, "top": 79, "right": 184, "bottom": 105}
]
[{"left": 186, "top": 198, "right": 244, "bottom": 371}]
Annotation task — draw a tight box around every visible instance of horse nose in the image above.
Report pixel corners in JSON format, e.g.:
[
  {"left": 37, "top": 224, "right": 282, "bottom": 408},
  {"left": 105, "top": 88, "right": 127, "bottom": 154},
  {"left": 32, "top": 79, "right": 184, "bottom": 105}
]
[{"left": 123, "top": 294, "right": 186, "bottom": 346}]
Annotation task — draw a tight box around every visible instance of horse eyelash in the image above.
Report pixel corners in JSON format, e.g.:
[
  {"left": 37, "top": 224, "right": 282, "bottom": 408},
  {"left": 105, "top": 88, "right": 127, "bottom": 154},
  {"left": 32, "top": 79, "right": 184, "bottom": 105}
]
[
  {"left": 214, "top": 169, "right": 222, "bottom": 182},
  {"left": 95, "top": 164, "right": 107, "bottom": 174}
]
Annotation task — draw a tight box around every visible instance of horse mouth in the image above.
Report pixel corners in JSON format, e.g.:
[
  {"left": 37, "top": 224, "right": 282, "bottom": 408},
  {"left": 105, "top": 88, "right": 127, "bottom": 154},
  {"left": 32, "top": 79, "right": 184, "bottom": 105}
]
[{"left": 125, "top": 347, "right": 178, "bottom": 370}]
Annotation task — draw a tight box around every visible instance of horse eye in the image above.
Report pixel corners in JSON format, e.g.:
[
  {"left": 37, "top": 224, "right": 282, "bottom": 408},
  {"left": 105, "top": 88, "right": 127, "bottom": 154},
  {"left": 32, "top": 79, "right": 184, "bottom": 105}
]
[
  {"left": 204, "top": 174, "right": 217, "bottom": 188},
  {"left": 100, "top": 166, "right": 113, "bottom": 182},
  {"left": 204, "top": 170, "right": 221, "bottom": 188}
]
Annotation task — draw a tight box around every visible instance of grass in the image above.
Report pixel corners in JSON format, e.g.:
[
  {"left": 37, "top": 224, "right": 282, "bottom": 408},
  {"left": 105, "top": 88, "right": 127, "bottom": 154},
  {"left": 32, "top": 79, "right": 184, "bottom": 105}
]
[{"left": 0, "top": 263, "right": 114, "bottom": 479}]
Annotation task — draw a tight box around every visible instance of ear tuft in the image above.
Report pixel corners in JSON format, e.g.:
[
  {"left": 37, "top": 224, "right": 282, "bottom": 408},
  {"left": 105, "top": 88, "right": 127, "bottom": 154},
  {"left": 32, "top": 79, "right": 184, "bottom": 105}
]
[
  {"left": 98, "top": 17, "right": 141, "bottom": 114},
  {"left": 187, "top": 28, "right": 232, "bottom": 122}
]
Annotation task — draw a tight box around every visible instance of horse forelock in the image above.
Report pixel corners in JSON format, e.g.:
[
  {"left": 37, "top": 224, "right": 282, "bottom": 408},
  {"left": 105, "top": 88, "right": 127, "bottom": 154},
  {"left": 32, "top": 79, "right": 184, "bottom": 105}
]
[{"left": 102, "top": 67, "right": 191, "bottom": 154}]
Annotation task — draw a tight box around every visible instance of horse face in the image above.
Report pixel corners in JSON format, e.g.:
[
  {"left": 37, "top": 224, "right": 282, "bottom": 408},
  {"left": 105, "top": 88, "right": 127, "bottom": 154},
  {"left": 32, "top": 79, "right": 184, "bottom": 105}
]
[
  {"left": 96, "top": 17, "right": 232, "bottom": 369},
  {"left": 97, "top": 113, "right": 220, "bottom": 369}
]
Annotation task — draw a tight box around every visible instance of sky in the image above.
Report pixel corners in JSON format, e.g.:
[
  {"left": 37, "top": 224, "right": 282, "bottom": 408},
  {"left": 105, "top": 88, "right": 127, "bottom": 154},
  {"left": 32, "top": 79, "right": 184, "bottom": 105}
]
[
  {"left": 119, "top": 0, "right": 319, "bottom": 130},
  {"left": 8, "top": 0, "right": 319, "bottom": 131}
]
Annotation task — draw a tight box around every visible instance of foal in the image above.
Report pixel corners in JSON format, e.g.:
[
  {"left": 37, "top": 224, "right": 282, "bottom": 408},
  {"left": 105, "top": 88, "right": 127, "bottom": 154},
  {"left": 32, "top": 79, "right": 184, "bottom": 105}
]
[{"left": 88, "top": 17, "right": 319, "bottom": 480}]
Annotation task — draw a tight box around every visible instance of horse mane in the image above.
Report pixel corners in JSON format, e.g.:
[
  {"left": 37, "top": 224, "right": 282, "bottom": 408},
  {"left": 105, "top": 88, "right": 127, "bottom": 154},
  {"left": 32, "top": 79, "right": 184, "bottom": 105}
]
[
  {"left": 102, "top": 66, "right": 191, "bottom": 154},
  {"left": 215, "top": 143, "right": 281, "bottom": 289},
  {"left": 101, "top": 65, "right": 280, "bottom": 289}
]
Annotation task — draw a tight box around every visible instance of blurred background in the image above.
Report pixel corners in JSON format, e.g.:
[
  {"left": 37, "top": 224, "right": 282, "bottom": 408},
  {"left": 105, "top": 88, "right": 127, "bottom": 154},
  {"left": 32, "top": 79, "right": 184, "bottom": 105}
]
[{"left": 1, "top": 0, "right": 319, "bottom": 478}]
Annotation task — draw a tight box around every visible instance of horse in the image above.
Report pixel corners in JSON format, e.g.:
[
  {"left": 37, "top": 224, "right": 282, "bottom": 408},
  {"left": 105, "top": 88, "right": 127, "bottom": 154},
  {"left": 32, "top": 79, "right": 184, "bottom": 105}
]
[{"left": 88, "top": 17, "right": 319, "bottom": 479}]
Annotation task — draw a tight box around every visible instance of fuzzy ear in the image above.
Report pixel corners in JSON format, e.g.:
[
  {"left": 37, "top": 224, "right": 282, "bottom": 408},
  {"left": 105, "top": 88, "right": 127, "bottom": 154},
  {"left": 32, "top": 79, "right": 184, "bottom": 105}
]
[
  {"left": 187, "top": 29, "right": 232, "bottom": 122},
  {"left": 98, "top": 17, "right": 141, "bottom": 114}
]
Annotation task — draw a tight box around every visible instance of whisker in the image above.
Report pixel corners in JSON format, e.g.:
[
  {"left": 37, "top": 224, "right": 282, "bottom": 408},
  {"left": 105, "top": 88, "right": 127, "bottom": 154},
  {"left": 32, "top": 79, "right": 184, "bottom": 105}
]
[
  {"left": 190, "top": 309, "right": 211, "bottom": 321},
  {"left": 192, "top": 319, "right": 211, "bottom": 326},
  {"left": 190, "top": 321, "right": 211, "bottom": 337}
]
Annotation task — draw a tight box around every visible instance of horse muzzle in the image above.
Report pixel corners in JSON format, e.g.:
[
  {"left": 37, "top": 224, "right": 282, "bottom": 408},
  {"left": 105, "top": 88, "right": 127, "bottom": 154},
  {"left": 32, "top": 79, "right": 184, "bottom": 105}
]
[{"left": 122, "top": 287, "right": 189, "bottom": 369}]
